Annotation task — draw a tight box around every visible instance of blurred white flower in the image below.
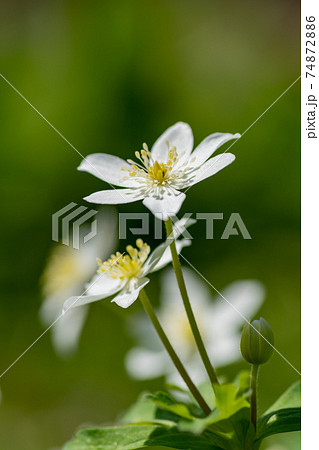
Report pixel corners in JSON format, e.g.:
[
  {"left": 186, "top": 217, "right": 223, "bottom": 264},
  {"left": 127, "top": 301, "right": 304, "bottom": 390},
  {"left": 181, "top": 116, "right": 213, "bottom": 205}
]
[
  {"left": 40, "top": 208, "right": 117, "bottom": 357},
  {"left": 63, "top": 219, "right": 194, "bottom": 311},
  {"left": 125, "top": 267, "right": 265, "bottom": 384},
  {"left": 79, "top": 122, "right": 239, "bottom": 220}
]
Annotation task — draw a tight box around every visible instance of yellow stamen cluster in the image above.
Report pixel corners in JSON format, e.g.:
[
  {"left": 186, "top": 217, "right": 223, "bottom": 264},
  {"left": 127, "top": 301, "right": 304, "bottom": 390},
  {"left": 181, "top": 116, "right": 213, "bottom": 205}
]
[
  {"left": 121, "top": 142, "right": 179, "bottom": 185},
  {"left": 41, "top": 246, "right": 87, "bottom": 296},
  {"left": 164, "top": 310, "right": 201, "bottom": 352},
  {"left": 176, "top": 318, "right": 195, "bottom": 348},
  {"left": 97, "top": 239, "right": 150, "bottom": 280}
]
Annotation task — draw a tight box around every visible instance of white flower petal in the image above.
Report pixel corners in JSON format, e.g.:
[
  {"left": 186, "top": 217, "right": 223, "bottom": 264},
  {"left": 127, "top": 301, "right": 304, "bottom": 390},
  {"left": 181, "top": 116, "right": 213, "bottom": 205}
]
[
  {"left": 84, "top": 188, "right": 145, "bottom": 205},
  {"left": 78, "top": 154, "right": 139, "bottom": 187},
  {"left": 143, "top": 190, "right": 186, "bottom": 221},
  {"left": 184, "top": 153, "right": 235, "bottom": 187},
  {"left": 126, "top": 313, "right": 162, "bottom": 350},
  {"left": 151, "top": 122, "right": 193, "bottom": 163},
  {"left": 85, "top": 273, "right": 124, "bottom": 295},
  {"left": 206, "top": 334, "right": 242, "bottom": 368},
  {"left": 40, "top": 279, "right": 87, "bottom": 323},
  {"left": 141, "top": 241, "right": 170, "bottom": 275},
  {"left": 125, "top": 347, "right": 169, "bottom": 379},
  {"left": 63, "top": 275, "right": 123, "bottom": 312},
  {"left": 150, "top": 239, "right": 191, "bottom": 273},
  {"left": 166, "top": 361, "right": 207, "bottom": 388},
  {"left": 40, "top": 293, "right": 67, "bottom": 325},
  {"left": 161, "top": 266, "right": 211, "bottom": 310},
  {"left": 215, "top": 280, "right": 265, "bottom": 328},
  {"left": 63, "top": 293, "right": 112, "bottom": 312},
  {"left": 112, "top": 277, "right": 150, "bottom": 308},
  {"left": 191, "top": 133, "right": 240, "bottom": 168},
  {"left": 141, "top": 218, "right": 195, "bottom": 275},
  {"left": 51, "top": 306, "right": 88, "bottom": 358}
]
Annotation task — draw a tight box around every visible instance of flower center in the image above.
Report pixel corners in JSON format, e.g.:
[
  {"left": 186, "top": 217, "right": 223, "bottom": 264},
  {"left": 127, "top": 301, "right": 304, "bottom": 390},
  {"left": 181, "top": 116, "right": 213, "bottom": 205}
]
[
  {"left": 176, "top": 317, "right": 196, "bottom": 347},
  {"left": 121, "top": 142, "right": 180, "bottom": 185},
  {"left": 42, "top": 246, "right": 88, "bottom": 296},
  {"left": 97, "top": 239, "right": 150, "bottom": 280},
  {"left": 165, "top": 313, "right": 197, "bottom": 353}
]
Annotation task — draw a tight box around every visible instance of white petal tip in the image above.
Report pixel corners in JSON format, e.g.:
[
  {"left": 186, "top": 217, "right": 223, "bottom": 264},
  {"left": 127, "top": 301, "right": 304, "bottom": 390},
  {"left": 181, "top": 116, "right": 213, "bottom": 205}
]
[
  {"left": 111, "top": 298, "right": 131, "bottom": 309},
  {"left": 77, "top": 160, "right": 87, "bottom": 171},
  {"left": 83, "top": 194, "right": 98, "bottom": 204}
]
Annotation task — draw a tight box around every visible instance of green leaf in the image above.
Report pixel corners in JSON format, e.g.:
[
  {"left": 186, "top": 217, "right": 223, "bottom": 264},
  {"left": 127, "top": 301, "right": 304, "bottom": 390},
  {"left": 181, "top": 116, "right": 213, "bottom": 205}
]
[
  {"left": 232, "top": 370, "right": 251, "bottom": 398},
  {"left": 121, "top": 396, "right": 157, "bottom": 423},
  {"left": 120, "top": 390, "right": 227, "bottom": 448},
  {"left": 146, "top": 392, "right": 196, "bottom": 420},
  {"left": 254, "top": 381, "right": 301, "bottom": 447},
  {"left": 263, "top": 380, "right": 301, "bottom": 413},
  {"left": 180, "top": 383, "right": 250, "bottom": 431},
  {"left": 63, "top": 377, "right": 301, "bottom": 450},
  {"left": 214, "top": 383, "right": 250, "bottom": 420},
  {"left": 177, "top": 383, "right": 253, "bottom": 449},
  {"left": 63, "top": 424, "right": 223, "bottom": 450},
  {"left": 121, "top": 393, "right": 172, "bottom": 425},
  {"left": 165, "top": 383, "right": 189, "bottom": 395},
  {"left": 253, "top": 408, "right": 301, "bottom": 449}
]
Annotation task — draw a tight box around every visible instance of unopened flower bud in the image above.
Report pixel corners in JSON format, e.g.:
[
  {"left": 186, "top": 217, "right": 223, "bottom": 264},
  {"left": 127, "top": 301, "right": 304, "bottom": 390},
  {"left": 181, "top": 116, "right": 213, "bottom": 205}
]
[{"left": 240, "top": 317, "right": 274, "bottom": 365}]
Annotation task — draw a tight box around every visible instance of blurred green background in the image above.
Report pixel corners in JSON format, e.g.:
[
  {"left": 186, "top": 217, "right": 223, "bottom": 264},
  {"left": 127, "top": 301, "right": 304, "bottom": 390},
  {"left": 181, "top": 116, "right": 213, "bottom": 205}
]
[{"left": 0, "top": 0, "right": 300, "bottom": 448}]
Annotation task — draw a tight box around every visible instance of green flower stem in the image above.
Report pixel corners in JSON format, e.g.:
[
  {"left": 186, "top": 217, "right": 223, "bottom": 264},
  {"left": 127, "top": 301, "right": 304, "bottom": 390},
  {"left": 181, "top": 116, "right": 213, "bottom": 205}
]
[
  {"left": 250, "top": 364, "right": 259, "bottom": 430},
  {"left": 139, "top": 289, "right": 211, "bottom": 416},
  {"left": 165, "top": 218, "right": 219, "bottom": 387}
]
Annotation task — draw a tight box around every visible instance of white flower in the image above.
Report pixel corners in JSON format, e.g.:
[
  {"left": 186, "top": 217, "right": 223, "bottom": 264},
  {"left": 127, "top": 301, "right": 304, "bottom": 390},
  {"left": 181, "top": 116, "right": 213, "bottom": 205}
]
[
  {"left": 125, "top": 267, "right": 265, "bottom": 384},
  {"left": 78, "top": 122, "right": 240, "bottom": 220},
  {"left": 40, "top": 209, "right": 117, "bottom": 357},
  {"left": 63, "top": 219, "right": 194, "bottom": 311}
]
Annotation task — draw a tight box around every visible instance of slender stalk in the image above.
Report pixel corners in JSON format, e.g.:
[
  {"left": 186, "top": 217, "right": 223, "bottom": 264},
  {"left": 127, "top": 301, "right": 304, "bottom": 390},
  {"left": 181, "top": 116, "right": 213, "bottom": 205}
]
[
  {"left": 165, "top": 218, "right": 219, "bottom": 387},
  {"left": 139, "top": 289, "right": 211, "bottom": 416},
  {"left": 250, "top": 364, "right": 259, "bottom": 430}
]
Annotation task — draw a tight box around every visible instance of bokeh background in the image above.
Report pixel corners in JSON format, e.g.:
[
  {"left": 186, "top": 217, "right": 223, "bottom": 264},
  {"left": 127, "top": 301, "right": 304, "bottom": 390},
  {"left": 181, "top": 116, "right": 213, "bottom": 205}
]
[{"left": 0, "top": 0, "right": 300, "bottom": 448}]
